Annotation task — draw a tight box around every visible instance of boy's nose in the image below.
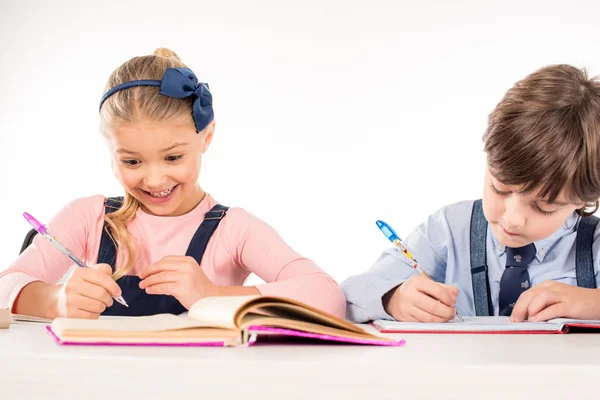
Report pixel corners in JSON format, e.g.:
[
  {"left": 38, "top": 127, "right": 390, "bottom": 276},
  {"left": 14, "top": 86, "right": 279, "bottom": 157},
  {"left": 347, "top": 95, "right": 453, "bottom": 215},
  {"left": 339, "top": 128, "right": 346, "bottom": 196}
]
[{"left": 503, "top": 198, "right": 526, "bottom": 230}]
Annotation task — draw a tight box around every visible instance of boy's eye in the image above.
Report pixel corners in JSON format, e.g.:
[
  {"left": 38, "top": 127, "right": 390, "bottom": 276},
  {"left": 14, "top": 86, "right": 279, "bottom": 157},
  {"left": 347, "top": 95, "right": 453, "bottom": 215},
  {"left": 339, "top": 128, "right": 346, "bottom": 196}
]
[
  {"left": 165, "top": 155, "right": 183, "bottom": 162},
  {"left": 122, "top": 159, "right": 141, "bottom": 166},
  {"left": 533, "top": 203, "right": 556, "bottom": 216},
  {"left": 490, "top": 184, "right": 510, "bottom": 196}
]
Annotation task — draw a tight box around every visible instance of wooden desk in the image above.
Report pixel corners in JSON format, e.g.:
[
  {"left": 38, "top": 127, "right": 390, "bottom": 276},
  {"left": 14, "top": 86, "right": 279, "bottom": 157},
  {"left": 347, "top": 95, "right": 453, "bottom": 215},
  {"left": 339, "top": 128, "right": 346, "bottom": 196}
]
[{"left": 2, "top": 321, "right": 599, "bottom": 399}]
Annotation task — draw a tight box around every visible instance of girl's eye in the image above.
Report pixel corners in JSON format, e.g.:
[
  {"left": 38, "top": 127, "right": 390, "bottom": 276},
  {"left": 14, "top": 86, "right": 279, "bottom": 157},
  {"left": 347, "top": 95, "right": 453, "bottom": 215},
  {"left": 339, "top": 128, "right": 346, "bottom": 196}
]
[
  {"left": 490, "top": 184, "right": 510, "bottom": 197},
  {"left": 165, "top": 155, "right": 183, "bottom": 162},
  {"left": 122, "top": 159, "right": 141, "bottom": 166}
]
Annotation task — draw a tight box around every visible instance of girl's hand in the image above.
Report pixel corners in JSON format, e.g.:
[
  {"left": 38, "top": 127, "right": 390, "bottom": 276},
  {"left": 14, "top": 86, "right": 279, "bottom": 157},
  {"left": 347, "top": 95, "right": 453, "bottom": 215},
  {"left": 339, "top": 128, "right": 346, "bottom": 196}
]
[
  {"left": 139, "top": 256, "right": 219, "bottom": 309},
  {"left": 56, "top": 263, "right": 122, "bottom": 319},
  {"left": 383, "top": 275, "right": 459, "bottom": 322},
  {"left": 511, "top": 281, "right": 600, "bottom": 322}
]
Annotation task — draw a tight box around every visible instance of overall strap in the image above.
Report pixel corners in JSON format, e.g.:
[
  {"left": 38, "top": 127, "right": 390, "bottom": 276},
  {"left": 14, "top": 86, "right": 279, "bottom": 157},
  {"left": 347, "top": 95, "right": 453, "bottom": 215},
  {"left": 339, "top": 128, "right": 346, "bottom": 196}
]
[
  {"left": 470, "top": 199, "right": 493, "bottom": 316},
  {"left": 97, "top": 197, "right": 124, "bottom": 269},
  {"left": 575, "top": 215, "right": 599, "bottom": 289},
  {"left": 97, "top": 199, "right": 228, "bottom": 316},
  {"left": 185, "top": 204, "right": 229, "bottom": 265}
]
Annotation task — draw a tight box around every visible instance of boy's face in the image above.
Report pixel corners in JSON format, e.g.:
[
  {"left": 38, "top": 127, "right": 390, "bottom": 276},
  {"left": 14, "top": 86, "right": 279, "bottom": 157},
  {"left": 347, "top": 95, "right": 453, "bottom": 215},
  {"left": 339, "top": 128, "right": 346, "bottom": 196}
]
[{"left": 482, "top": 166, "right": 584, "bottom": 248}]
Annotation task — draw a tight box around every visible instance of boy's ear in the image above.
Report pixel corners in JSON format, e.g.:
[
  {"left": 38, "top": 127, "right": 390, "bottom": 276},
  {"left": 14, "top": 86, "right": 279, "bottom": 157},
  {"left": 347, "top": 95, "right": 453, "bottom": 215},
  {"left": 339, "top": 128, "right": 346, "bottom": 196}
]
[{"left": 579, "top": 200, "right": 599, "bottom": 215}]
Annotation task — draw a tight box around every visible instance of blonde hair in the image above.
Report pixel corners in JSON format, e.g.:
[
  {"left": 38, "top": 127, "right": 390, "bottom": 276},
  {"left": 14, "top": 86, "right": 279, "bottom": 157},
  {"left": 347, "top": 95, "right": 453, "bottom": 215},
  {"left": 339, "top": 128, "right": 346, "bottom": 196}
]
[{"left": 100, "top": 47, "right": 195, "bottom": 280}]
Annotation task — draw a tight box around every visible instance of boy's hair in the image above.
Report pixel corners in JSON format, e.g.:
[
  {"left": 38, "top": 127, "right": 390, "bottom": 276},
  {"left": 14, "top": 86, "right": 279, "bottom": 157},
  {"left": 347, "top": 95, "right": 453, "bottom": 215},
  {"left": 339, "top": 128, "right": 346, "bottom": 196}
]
[
  {"left": 100, "top": 48, "right": 194, "bottom": 279},
  {"left": 483, "top": 64, "right": 600, "bottom": 217}
]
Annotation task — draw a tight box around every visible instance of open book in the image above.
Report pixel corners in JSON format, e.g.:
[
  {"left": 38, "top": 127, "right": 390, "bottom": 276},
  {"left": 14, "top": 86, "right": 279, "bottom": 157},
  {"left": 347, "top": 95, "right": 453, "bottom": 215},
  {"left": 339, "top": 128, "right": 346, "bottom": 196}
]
[
  {"left": 47, "top": 296, "right": 404, "bottom": 347},
  {"left": 372, "top": 316, "right": 600, "bottom": 334}
]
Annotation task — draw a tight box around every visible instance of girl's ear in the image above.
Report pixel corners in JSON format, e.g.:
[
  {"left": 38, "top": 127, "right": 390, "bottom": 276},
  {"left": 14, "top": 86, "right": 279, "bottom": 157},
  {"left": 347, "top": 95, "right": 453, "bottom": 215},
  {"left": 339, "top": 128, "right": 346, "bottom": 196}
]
[
  {"left": 200, "top": 121, "right": 215, "bottom": 153},
  {"left": 110, "top": 157, "right": 120, "bottom": 179}
]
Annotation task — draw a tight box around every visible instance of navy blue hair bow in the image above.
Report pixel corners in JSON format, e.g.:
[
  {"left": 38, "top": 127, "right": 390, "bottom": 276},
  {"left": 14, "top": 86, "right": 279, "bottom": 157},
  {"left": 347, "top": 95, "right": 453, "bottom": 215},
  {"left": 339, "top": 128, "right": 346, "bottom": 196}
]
[{"left": 99, "top": 67, "right": 214, "bottom": 133}]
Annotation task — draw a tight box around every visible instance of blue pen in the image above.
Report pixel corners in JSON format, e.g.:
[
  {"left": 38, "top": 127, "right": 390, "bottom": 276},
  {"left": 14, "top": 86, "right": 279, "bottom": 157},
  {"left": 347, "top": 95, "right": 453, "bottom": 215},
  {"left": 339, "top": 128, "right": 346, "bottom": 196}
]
[{"left": 376, "top": 219, "right": 463, "bottom": 321}]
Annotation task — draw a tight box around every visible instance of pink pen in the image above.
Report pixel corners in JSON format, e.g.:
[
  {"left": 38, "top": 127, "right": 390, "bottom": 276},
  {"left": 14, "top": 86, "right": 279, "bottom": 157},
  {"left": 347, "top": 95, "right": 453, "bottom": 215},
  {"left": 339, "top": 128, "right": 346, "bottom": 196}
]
[{"left": 23, "top": 212, "right": 128, "bottom": 307}]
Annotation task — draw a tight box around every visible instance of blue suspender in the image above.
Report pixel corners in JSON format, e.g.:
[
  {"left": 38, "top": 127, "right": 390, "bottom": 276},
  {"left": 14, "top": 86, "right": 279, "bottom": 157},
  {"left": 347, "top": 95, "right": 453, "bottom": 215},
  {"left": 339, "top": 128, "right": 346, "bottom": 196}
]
[
  {"left": 469, "top": 199, "right": 493, "bottom": 316},
  {"left": 575, "top": 215, "right": 599, "bottom": 289},
  {"left": 470, "top": 199, "right": 599, "bottom": 316}
]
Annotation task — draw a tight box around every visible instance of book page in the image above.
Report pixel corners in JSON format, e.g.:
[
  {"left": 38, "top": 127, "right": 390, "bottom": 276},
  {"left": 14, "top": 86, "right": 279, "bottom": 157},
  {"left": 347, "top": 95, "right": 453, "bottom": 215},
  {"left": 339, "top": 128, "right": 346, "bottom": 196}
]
[
  {"left": 548, "top": 318, "right": 600, "bottom": 326},
  {"left": 373, "top": 316, "right": 561, "bottom": 332},
  {"left": 12, "top": 314, "right": 53, "bottom": 323},
  {"left": 241, "top": 300, "right": 365, "bottom": 333},
  {"left": 188, "top": 295, "right": 260, "bottom": 329},
  {"left": 52, "top": 313, "right": 212, "bottom": 336}
]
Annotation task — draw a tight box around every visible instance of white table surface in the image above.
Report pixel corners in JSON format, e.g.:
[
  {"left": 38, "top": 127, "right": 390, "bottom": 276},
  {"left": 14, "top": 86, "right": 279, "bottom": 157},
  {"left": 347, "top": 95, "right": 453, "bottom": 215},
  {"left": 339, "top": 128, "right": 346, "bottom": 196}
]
[{"left": 2, "top": 320, "right": 600, "bottom": 399}]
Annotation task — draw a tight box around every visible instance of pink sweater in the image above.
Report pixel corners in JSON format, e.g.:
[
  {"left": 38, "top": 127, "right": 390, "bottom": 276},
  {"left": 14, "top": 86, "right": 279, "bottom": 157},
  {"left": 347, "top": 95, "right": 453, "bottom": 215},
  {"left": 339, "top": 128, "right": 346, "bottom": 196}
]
[{"left": 0, "top": 194, "right": 345, "bottom": 317}]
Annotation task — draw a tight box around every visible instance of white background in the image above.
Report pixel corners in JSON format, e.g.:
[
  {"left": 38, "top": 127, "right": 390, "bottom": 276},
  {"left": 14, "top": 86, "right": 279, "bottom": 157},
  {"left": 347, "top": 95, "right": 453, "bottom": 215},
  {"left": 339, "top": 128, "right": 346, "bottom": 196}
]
[{"left": 1, "top": 0, "right": 599, "bottom": 286}]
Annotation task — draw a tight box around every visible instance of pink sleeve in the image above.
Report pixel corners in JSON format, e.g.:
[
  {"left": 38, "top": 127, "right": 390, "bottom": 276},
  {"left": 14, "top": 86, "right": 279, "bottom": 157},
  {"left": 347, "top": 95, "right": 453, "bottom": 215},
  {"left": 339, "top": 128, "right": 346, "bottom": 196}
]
[
  {"left": 226, "top": 209, "right": 346, "bottom": 318},
  {"left": 0, "top": 196, "right": 104, "bottom": 310}
]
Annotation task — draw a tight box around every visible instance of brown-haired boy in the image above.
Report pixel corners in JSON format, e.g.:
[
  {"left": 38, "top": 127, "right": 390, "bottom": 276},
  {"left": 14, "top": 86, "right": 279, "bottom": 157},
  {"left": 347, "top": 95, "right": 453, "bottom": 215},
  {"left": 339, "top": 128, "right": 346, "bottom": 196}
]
[{"left": 343, "top": 64, "right": 600, "bottom": 323}]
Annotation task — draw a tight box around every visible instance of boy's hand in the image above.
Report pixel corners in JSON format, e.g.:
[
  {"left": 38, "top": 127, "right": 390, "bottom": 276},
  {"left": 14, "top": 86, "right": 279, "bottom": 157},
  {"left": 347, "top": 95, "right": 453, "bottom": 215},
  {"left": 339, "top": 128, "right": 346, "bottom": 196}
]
[
  {"left": 139, "top": 256, "right": 219, "bottom": 310},
  {"left": 56, "top": 263, "right": 122, "bottom": 319},
  {"left": 383, "top": 275, "right": 459, "bottom": 322},
  {"left": 511, "top": 281, "right": 600, "bottom": 322}
]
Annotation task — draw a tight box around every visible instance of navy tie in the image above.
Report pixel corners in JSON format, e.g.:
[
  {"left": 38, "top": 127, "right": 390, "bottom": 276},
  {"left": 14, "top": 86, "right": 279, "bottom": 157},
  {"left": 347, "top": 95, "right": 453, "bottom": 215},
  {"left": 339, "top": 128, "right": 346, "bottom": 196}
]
[{"left": 499, "top": 243, "right": 536, "bottom": 316}]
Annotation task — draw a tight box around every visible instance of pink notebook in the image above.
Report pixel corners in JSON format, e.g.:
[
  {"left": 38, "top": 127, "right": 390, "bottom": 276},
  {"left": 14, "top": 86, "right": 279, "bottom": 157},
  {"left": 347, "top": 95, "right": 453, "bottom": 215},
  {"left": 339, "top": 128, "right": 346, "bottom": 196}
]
[
  {"left": 45, "top": 325, "right": 403, "bottom": 347},
  {"left": 46, "top": 296, "right": 405, "bottom": 347}
]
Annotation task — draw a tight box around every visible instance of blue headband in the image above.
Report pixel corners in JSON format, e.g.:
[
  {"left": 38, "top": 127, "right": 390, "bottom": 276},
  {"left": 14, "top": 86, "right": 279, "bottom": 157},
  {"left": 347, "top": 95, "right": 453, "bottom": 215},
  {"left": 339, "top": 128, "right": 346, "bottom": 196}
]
[{"left": 99, "top": 67, "right": 214, "bottom": 133}]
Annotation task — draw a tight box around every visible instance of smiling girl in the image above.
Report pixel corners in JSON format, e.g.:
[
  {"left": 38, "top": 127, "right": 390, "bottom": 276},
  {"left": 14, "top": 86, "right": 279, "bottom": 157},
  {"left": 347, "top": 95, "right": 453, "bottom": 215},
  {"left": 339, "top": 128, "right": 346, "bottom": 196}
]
[{"left": 0, "top": 48, "right": 345, "bottom": 319}]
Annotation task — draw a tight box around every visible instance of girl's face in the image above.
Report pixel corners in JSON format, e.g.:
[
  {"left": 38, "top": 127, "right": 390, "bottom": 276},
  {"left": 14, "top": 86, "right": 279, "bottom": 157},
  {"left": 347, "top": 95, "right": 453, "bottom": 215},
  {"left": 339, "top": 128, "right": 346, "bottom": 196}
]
[
  {"left": 482, "top": 166, "right": 584, "bottom": 248},
  {"left": 105, "top": 115, "right": 214, "bottom": 216}
]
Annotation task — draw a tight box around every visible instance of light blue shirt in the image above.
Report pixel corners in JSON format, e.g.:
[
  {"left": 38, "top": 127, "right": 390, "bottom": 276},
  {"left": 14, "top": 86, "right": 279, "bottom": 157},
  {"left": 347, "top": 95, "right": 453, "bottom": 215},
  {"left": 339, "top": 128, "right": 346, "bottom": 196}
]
[{"left": 342, "top": 200, "right": 600, "bottom": 322}]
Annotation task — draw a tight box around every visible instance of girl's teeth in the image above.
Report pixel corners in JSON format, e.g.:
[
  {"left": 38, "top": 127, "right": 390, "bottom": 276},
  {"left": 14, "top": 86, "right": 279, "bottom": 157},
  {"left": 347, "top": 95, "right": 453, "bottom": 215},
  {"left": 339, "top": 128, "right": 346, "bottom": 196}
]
[{"left": 150, "top": 187, "right": 173, "bottom": 197}]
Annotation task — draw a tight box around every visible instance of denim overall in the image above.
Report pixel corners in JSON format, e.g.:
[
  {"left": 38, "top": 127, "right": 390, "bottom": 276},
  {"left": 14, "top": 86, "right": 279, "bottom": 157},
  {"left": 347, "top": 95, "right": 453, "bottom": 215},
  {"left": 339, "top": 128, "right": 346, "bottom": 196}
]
[{"left": 100, "top": 197, "right": 228, "bottom": 316}]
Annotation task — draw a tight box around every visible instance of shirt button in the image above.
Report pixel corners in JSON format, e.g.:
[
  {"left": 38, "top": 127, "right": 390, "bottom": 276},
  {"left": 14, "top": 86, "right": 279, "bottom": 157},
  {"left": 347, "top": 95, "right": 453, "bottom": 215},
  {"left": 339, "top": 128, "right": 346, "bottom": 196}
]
[
  {"left": 497, "top": 243, "right": 503, "bottom": 251},
  {"left": 539, "top": 248, "right": 546, "bottom": 257}
]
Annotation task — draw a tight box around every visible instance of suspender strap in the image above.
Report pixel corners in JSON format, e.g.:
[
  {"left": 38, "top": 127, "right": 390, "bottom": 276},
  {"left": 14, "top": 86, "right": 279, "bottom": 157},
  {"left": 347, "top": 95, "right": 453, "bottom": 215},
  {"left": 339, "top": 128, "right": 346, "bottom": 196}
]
[
  {"left": 470, "top": 199, "right": 493, "bottom": 316},
  {"left": 185, "top": 204, "right": 229, "bottom": 265},
  {"left": 575, "top": 215, "right": 599, "bottom": 289},
  {"left": 97, "top": 197, "right": 124, "bottom": 269}
]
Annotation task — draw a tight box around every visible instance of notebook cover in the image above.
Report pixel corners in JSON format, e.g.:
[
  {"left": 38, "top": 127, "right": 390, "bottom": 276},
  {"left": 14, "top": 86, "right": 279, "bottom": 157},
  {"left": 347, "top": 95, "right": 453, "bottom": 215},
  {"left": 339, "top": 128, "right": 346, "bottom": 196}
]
[
  {"left": 45, "top": 325, "right": 228, "bottom": 347},
  {"left": 248, "top": 325, "right": 405, "bottom": 346},
  {"left": 563, "top": 323, "right": 600, "bottom": 333}
]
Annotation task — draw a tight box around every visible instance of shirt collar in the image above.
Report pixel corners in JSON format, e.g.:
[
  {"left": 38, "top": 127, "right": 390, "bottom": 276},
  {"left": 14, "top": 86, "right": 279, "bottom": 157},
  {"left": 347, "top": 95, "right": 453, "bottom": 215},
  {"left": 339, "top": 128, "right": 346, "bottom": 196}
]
[{"left": 491, "top": 212, "right": 579, "bottom": 262}]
